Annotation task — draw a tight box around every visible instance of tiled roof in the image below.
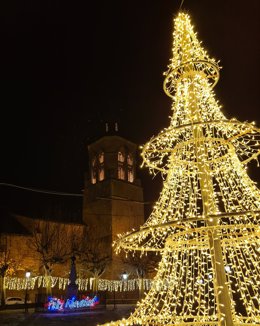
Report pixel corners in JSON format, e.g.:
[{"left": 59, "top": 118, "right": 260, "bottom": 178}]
[
  {"left": 0, "top": 187, "right": 83, "bottom": 224},
  {"left": 0, "top": 207, "right": 30, "bottom": 235}
]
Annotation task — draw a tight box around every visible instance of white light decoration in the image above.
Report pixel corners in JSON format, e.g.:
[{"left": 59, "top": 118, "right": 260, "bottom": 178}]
[
  {"left": 102, "top": 12, "right": 260, "bottom": 326},
  {"left": 4, "top": 276, "right": 151, "bottom": 292},
  {"left": 224, "top": 265, "right": 231, "bottom": 274}
]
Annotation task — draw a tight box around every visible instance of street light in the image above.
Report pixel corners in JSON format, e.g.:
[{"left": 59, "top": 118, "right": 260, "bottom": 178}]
[
  {"left": 122, "top": 271, "right": 129, "bottom": 281},
  {"left": 113, "top": 272, "right": 129, "bottom": 310},
  {"left": 121, "top": 272, "right": 129, "bottom": 304},
  {"left": 25, "top": 271, "right": 31, "bottom": 313}
]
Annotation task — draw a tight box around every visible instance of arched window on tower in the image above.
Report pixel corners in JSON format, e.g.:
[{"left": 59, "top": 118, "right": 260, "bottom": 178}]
[
  {"left": 98, "top": 152, "right": 105, "bottom": 181},
  {"left": 127, "top": 154, "right": 134, "bottom": 183},
  {"left": 91, "top": 157, "right": 97, "bottom": 184},
  {"left": 118, "top": 151, "right": 125, "bottom": 180}
]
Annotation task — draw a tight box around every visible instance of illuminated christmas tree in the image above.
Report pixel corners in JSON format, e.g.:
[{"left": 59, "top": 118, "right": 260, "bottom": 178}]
[{"left": 103, "top": 12, "right": 260, "bottom": 326}]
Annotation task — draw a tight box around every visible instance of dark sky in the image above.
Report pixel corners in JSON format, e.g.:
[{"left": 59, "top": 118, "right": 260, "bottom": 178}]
[{"left": 0, "top": 0, "right": 260, "bottom": 204}]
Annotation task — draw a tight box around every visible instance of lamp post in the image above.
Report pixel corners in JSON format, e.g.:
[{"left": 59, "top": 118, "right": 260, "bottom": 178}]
[
  {"left": 25, "top": 271, "right": 31, "bottom": 313},
  {"left": 113, "top": 282, "right": 116, "bottom": 310},
  {"left": 121, "top": 271, "right": 129, "bottom": 304}
]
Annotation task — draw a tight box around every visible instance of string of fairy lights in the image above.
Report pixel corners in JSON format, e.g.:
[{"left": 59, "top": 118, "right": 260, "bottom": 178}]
[
  {"left": 102, "top": 12, "right": 260, "bottom": 326},
  {"left": 4, "top": 276, "right": 152, "bottom": 292}
]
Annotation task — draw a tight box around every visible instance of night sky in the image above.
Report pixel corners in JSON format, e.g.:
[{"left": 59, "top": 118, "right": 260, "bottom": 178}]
[{"left": 0, "top": 0, "right": 260, "bottom": 208}]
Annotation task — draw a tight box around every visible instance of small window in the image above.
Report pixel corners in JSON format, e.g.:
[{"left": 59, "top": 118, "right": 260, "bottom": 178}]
[
  {"left": 99, "top": 168, "right": 105, "bottom": 181},
  {"left": 128, "top": 169, "right": 134, "bottom": 182},
  {"left": 127, "top": 154, "right": 134, "bottom": 182},
  {"left": 99, "top": 152, "right": 104, "bottom": 164},
  {"left": 91, "top": 157, "right": 97, "bottom": 184},
  {"left": 118, "top": 152, "right": 124, "bottom": 163},
  {"left": 98, "top": 152, "right": 105, "bottom": 181},
  {"left": 127, "top": 154, "right": 133, "bottom": 165},
  {"left": 118, "top": 152, "right": 125, "bottom": 180}
]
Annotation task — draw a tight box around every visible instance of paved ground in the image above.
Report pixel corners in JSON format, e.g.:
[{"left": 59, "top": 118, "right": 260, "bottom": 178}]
[{"left": 0, "top": 305, "right": 135, "bottom": 326}]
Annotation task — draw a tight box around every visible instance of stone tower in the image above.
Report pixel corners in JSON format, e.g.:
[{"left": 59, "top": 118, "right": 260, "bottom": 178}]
[{"left": 83, "top": 134, "right": 144, "bottom": 279}]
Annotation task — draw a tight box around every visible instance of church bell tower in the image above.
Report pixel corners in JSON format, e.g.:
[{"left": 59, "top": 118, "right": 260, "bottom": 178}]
[{"left": 83, "top": 132, "right": 144, "bottom": 279}]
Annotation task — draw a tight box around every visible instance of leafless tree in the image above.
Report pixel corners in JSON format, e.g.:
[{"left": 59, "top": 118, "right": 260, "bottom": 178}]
[
  {"left": 0, "top": 235, "right": 24, "bottom": 306},
  {"left": 30, "top": 221, "right": 73, "bottom": 296},
  {"left": 75, "top": 227, "right": 111, "bottom": 292},
  {"left": 122, "top": 251, "right": 160, "bottom": 298}
]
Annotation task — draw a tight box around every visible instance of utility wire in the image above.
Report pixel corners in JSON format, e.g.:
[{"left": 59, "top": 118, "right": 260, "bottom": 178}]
[
  {"left": 0, "top": 183, "right": 155, "bottom": 204},
  {"left": 0, "top": 183, "right": 83, "bottom": 197}
]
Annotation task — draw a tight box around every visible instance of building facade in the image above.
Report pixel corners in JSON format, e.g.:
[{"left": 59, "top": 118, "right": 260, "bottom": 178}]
[{"left": 83, "top": 135, "right": 144, "bottom": 279}]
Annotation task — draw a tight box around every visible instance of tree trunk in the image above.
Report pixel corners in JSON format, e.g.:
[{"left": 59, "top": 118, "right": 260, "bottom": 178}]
[
  {"left": 139, "top": 277, "right": 144, "bottom": 299},
  {"left": 0, "top": 275, "right": 6, "bottom": 307},
  {"left": 44, "top": 268, "right": 52, "bottom": 297},
  {"left": 93, "top": 277, "right": 99, "bottom": 294}
]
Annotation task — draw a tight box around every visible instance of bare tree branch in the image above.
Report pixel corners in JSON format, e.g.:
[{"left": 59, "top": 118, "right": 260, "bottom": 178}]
[
  {"left": 0, "top": 235, "right": 24, "bottom": 306},
  {"left": 76, "top": 227, "right": 111, "bottom": 279},
  {"left": 29, "top": 221, "right": 75, "bottom": 295},
  {"left": 122, "top": 251, "right": 160, "bottom": 279}
]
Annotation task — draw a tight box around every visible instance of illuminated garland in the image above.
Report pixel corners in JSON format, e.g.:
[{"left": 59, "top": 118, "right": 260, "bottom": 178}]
[
  {"left": 4, "top": 276, "right": 152, "bottom": 292},
  {"left": 102, "top": 12, "right": 260, "bottom": 326}
]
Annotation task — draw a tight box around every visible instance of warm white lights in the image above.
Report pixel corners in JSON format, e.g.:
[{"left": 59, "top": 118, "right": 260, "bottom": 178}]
[
  {"left": 224, "top": 265, "right": 231, "bottom": 273},
  {"left": 102, "top": 12, "right": 260, "bottom": 326},
  {"left": 4, "top": 275, "right": 152, "bottom": 292}
]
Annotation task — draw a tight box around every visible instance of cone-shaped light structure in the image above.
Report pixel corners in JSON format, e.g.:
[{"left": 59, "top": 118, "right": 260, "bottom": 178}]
[{"left": 102, "top": 12, "right": 260, "bottom": 326}]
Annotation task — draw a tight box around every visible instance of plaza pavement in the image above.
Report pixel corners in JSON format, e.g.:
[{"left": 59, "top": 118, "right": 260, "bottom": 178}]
[{"left": 0, "top": 305, "right": 135, "bottom": 326}]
